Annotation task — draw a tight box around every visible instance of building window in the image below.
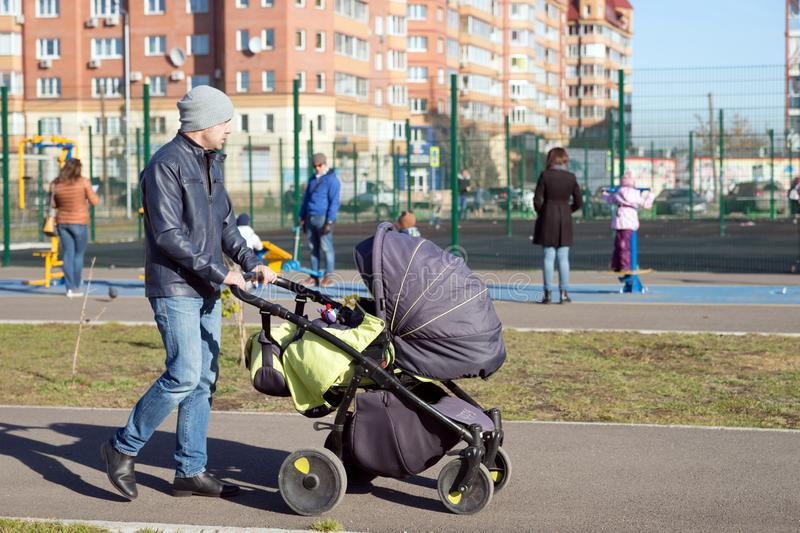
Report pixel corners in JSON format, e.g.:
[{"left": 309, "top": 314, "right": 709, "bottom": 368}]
[
  {"left": 387, "top": 16, "right": 406, "bottom": 36},
  {"left": 145, "top": 0, "right": 164, "bottom": 15},
  {"left": 0, "top": 71, "right": 23, "bottom": 95},
  {"left": 262, "top": 70, "right": 275, "bottom": 91},
  {"left": 387, "top": 50, "right": 406, "bottom": 70},
  {"left": 375, "top": 88, "right": 382, "bottom": 106},
  {"left": 0, "top": 1, "right": 20, "bottom": 16},
  {"left": 334, "top": 71, "right": 368, "bottom": 99},
  {"left": 36, "top": 38, "right": 60, "bottom": 60},
  {"left": 437, "top": 38, "right": 444, "bottom": 54},
  {"left": 237, "top": 30, "right": 249, "bottom": 51},
  {"left": 92, "top": 0, "right": 119, "bottom": 16},
  {"left": 297, "top": 71, "right": 306, "bottom": 91},
  {"left": 407, "top": 36, "right": 427, "bottom": 52},
  {"left": 238, "top": 113, "right": 249, "bottom": 132},
  {"left": 375, "top": 16, "right": 383, "bottom": 35},
  {"left": 295, "top": 0, "right": 305, "bottom": 6},
  {"left": 149, "top": 116, "right": 166, "bottom": 134},
  {"left": 149, "top": 75, "right": 167, "bottom": 96},
  {"left": 237, "top": 71, "right": 249, "bottom": 92},
  {"left": 0, "top": 33, "right": 21, "bottom": 56},
  {"left": 236, "top": 0, "right": 249, "bottom": 7},
  {"left": 187, "top": 0, "right": 208, "bottom": 13},
  {"left": 315, "top": 0, "right": 324, "bottom": 8},
  {"left": 317, "top": 114, "right": 326, "bottom": 131},
  {"left": 91, "top": 38, "right": 123, "bottom": 59},
  {"left": 261, "top": 29, "right": 275, "bottom": 49},
  {"left": 375, "top": 53, "right": 382, "bottom": 71},
  {"left": 36, "top": 0, "right": 58, "bottom": 17},
  {"left": 145, "top": 36, "right": 166, "bottom": 56},
  {"left": 187, "top": 35, "right": 210, "bottom": 55},
  {"left": 316, "top": 72, "right": 325, "bottom": 92},
  {"left": 40, "top": 117, "right": 61, "bottom": 135},
  {"left": 407, "top": 4, "right": 426, "bottom": 20},
  {"left": 407, "top": 66, "right": 427, "bottom": 83},
  {"left": 95, "top": 116, "right": 121, "bottom": 135},
  {"left": 188, "top": 75, "right": 210, "bottom": 89},
  {"left": 334, "top": 32, "right": 369, "bottom": 61},
  {"left": 295, "top": 30, "right": 305, "bottom": 50},
  {"left": 37, "top": 77, "right": 60, "bottom": 98},
  {"left": 262, "top": 0, "right": 274, "bottom": 5},
  {"left": 334, "top": 0, "right": 367, "bottom": 22},
  {"left": 315, "top": 32, "right": 325, "bottom": 51},
  {"left": 410, "top": 98, "right": 428, "bottom": 114},
  {"left": 264, "top": 113, "right": 274, "bottom": 132},
  {"left": 92, "top": 77, "right": 122, "bottom": 98}
]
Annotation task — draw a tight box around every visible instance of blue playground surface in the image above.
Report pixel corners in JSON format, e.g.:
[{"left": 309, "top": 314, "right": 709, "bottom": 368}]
[{"left": 0, "top": 278, "right": 798, "bottom": 306}]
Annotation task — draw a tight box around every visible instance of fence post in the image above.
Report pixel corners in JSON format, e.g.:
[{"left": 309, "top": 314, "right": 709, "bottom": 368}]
[
  {"left": 769, "top": 128, "right": 775, "bottom": 220},
  {"left": 391, "top": 139, "right": 398, "bottom": 219},
  {"left": 36, "top": 119, "right": 44, "bottom": 240},
  {"left": 279, "top": 138, "right": 285, "bottom": 228},
  {"left": 1, "top": 86, "right": 8, "bottom": 267},
  {"left": 135, "top": 127, "right": 142, "bottom": 239},
  {"left": 292, "top": 79, "right": 300, "bottom": 227},
  {"left": 143, "top": 83, "right": 151, "bottom": 164},
  {"left": 505, "top": 116, "right": 511, "bottom": 237},
  {"left": 88, "top": 125, "right": 95, "bottom": 242},
  {"left": 450, "top": 73, "right": 459, "bottom": 253},
  {"left": 247, "top": 135, "right": 253, "bottom": 224},
  {"left": 519, "top": 136, "right": 525, "bottom": 204},
  {"left": 618, "top": 69, "right": 625, "bottom": 178},
  {"left": 353, "top": 144, "right": 358, "bottom": 224},
  {"left": 689, "top": 131, "right": 694, "bottom": 221},
  {"left": 405, "top": 118, "right": 411, "bottom": 211},
  {"left": 719, "top": 109, "right": 725, "bottom": 237},
  {"left": 374, "top": 146, "right": 380, "bottom": 221},
  {"left": 608, "top": 110, "right": 615, "bottom": 187}
]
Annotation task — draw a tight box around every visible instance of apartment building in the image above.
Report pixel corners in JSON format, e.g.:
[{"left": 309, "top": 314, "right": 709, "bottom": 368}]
[
  {"left": 565, "top": 0, "right": 633, "bottom": 146},
  {"left": 787, "top": 0, "right": 800, "bottom": 141}
]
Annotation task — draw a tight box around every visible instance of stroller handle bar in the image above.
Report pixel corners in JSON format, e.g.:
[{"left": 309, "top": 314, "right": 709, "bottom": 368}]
[
  {"left": 229, "top": 281, "right": 477, "bottom": 446},
  {"left": 243, "top": 272, "right": 341, "bottom": 308}
]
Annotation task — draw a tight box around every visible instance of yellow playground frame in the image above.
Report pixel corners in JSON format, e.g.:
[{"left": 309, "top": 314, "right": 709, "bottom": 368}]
[{"left": 18, "top": 135, "right": 79, "bottom": 209}]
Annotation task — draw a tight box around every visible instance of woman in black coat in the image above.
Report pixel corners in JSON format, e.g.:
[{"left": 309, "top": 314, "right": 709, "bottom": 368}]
[{"left": 533, "top": 147, "right": 583, "bottom": 304}]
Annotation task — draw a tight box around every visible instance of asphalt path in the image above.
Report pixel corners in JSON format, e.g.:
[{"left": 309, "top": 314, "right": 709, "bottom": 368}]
[{"left": 1, "top": 406, "right": 798, "bottom": 533}]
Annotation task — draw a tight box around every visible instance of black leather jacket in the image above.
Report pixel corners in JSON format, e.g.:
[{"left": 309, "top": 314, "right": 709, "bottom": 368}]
[{"left": 140, "top": 132, "right": 259, "bottom": 298}]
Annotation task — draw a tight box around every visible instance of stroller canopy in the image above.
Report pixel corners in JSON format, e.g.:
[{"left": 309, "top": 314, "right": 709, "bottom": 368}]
[{"left": 354, "top": 222, "right": 505, "bottom": 380}]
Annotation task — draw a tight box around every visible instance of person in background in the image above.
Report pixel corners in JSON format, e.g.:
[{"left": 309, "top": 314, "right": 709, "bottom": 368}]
[
  {"left": 396, "top": 211, "right": 421, "bottom": 237},
  {"left": 429, "top": 189, "right": 443, "bottom": 229},
  {"left": 602, "top": 170, "right": 655, "bottom": 273},
  {"left": 533, "top": 147, "right": 582, "bottom": 304},
  {"left": 100, "top": 85, "right": 276, "bottom": 502},
  {"left": 49, "top": 158, "right": 99, "bottom": 298},
  {"left": 457, "top": 168, "right": 471, "bottom": 220},
  {"left": 788, "top": 176, "right": 800, "bottom": 224},
  {"left": 235, "top": 213, "right": 263, "bottom": 252},
  {"left": 298, "top": 153, "right": 340, "bottom": 287}
]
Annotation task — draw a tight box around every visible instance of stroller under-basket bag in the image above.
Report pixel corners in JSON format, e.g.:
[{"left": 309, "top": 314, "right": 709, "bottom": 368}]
[{"left": 232, "top": 222, "right": 510, "bottom": 516}]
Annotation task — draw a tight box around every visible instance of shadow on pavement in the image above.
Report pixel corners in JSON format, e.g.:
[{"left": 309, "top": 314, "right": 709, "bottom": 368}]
[{"left": 0, "top": 420, "right": 291, "bottom": 512}]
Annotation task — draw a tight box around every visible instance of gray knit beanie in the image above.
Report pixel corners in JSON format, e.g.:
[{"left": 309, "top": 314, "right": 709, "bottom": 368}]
[{"left": 177, "top": 86, "right": 234, "bottom": 132}]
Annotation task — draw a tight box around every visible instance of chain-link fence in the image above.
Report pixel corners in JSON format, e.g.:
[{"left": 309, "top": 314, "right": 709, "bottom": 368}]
[{"left": 2, "top": 65, "right": 798, "bottom": 272}]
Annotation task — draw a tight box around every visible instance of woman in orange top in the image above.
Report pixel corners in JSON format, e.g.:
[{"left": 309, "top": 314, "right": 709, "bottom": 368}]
[{"left": 50, "top": 159, "right": 99, "bottom": 297}]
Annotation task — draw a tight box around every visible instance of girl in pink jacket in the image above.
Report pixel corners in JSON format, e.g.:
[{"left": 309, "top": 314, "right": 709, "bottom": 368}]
[{"left": 603, "top": 170, "right": 655, "bottom": 272}]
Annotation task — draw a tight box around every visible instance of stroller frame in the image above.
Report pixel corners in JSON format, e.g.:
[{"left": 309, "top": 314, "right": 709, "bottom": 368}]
[{"left": 232, "top": 276, "right": 506, "bottom": 513}]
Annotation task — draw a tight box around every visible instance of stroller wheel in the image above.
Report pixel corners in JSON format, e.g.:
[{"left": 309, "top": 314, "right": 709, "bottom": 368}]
[
  {"left": 486, "top": 446, "right": 512, "bottom": 492},
  {"left": 436, "top": 459, "right": 494, "bottom": 515},
  {"left": 278, "top": 448, "right": 347, "bottom": 516}
]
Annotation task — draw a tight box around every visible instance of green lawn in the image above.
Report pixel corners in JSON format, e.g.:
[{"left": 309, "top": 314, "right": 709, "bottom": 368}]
[{"left": 1, "top": 324, "right": 798, "bottom": 429}]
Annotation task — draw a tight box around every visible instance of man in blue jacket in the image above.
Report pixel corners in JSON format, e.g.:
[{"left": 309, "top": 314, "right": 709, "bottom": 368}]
[
  {"left": 100, "top": 85, "right": 276, "bottom": 501},
  {"left": 299, "top": 152, "right": 340, "bottom": 286}
]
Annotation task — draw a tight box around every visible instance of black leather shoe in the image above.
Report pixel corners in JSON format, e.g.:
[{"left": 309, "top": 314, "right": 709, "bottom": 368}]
[
  {"left": 173, "top": 472, "right": 240, "bottom": 498},
  {"left": 540, "top": 290, "right": 551, "bottom": 304},
  {"left": 560, "top": 290, "right": 571, "bottom": 304},
  {"left": 100, "top": 440, "right": 137, "bottom": 500}
]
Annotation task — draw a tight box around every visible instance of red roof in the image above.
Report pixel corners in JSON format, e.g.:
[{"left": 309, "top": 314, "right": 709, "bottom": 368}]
[
  {"left": 611, "top": 0, "right": 633, "bottom": 9},
  {"left": 568, "top": 0, "right": 633, "bottom": 21}
]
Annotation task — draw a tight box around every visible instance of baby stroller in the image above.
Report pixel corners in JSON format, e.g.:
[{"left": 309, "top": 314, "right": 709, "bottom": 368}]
[{"left": 232, "top": 222, "right": 509, "bottom": 516}]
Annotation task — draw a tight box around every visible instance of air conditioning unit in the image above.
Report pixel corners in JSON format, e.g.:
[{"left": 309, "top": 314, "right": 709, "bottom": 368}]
[
  {"left": 38, "top": 59, "right": 52, "bottom": 69},
  {"left": 85, "top": 17, "right": 98, "bottom": 28},
  {"left": 14, "top": 14, "right": 24, "bottom": 25},
  {"left": 105, "top": 15, "right": 120, "bottom": 26},
  {"left": 88, "top": 59, "right": 102, "bottom": 69},
  {"left": 130, "top": 71, "right": 143, "bottom": 82},
  {"left": 170, "top": 71, "right": 185, "bottom": 81}
]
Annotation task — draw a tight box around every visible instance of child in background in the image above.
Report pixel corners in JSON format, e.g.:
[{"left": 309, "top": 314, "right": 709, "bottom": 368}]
[
  {"left": 603, "top": 170, "right": 654, "bottom": 272},
  {"left": 236, "top": 213, "right": 264, "bottom": 252},
  {"left": 396, "top": 211, "right": 421, "bottom": 237}
]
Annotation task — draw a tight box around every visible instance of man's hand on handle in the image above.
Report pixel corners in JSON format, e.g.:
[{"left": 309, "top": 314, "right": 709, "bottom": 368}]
[
  {"left": 223, "top": 270, "right": 247, "bottom": 291},
  {"left": 252, "top": 264, "right": 277, "bottom": 286}
]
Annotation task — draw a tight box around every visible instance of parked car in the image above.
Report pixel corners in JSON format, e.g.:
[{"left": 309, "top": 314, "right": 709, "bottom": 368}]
[
  {"left": 653, "top": 188, "right": 707, "bottom": 216},
  {"left": 491, "top": 187, "right": 534, "bottom": 211},
  {"left": 724, "top": 181, "right": 787, "bottom": 215},
  {"left": 340, "top": 182, "right": 393, "bottom": 218}
]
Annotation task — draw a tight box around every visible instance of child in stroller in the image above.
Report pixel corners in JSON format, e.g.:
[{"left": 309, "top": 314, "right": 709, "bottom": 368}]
[{"left": 234, "top": 222, "right": 510, "bottom": 516}]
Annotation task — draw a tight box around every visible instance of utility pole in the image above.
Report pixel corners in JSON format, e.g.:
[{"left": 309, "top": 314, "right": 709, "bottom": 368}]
[{"left": 99, "top": 79, "right": 109, "bottom": 216}]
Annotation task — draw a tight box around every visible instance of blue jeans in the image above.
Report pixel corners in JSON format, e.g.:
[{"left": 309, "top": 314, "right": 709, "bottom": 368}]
[
  {"left": 114, "top": 296, "right": 221, "bottom": 478},
  {"left": 57, "top": 223, "right": 89, "bottom": 291},
  {"left": 542, "top": 246, "right": 570, "bottom": 292},
  {"left": 305, "top": 214, "right": 334, "bottom": 275}
]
